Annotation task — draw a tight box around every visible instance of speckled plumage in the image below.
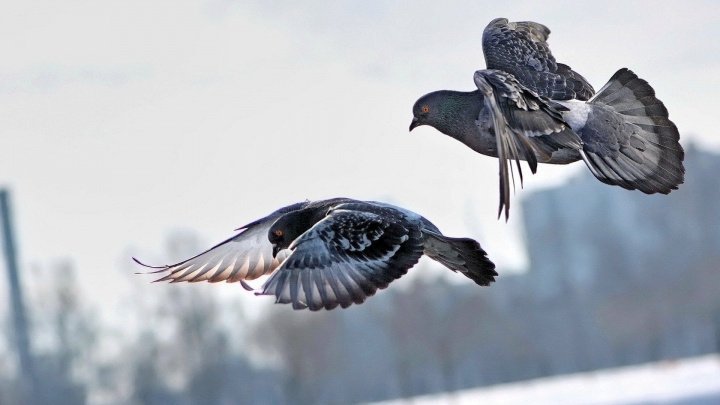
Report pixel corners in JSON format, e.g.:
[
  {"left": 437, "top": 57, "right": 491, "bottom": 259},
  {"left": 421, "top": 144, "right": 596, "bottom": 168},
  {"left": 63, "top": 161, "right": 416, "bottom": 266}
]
[
  {"left": 136, "top": 198, "right": 497, "bottom": 311},
  {"left": 410, "top": 18, "right": 684, "bottom": 219},
  {"left": 482, "top": 18, "right": 595, "bottom": 101}
]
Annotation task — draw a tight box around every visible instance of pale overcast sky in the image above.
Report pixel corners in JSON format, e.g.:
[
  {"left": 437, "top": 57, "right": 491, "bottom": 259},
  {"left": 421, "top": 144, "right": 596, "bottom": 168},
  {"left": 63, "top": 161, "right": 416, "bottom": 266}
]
[{"left": 1, "top": 1, "right": 718, "bottom": 316}]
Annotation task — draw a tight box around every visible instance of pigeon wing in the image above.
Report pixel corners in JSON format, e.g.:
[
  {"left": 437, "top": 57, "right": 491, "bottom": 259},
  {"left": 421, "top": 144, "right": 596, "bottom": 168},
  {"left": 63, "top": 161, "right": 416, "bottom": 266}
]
[
  {"left": 474, "top": 69, "right": 582, "bottom": 220},
  {"left": 258, "top": 209, "right": 424, "bottom": 311},
  {"left": 482, "top": 18, "right": 594, "bottom": 101},
  {"left": 133, "top": 203, "right": 308, "bottom": 287}
]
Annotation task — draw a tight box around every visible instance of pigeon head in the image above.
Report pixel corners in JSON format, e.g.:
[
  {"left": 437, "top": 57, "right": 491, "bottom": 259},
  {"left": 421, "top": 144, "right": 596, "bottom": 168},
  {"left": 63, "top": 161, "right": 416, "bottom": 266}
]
[
  {"left": 267, "top": 207, "right": 324, "bottom": 257},
  {"left": 410, "top": 90, "right": 482, "bottom": 136}
]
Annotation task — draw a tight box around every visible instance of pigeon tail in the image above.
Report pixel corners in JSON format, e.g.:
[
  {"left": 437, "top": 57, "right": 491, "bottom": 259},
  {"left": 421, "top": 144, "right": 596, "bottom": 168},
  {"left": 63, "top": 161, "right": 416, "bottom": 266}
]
[
  {"left": 423, "top": 231, "right": 497, "bottom": 286},
  {"left": 579, "top": 68, "right": 684, "bottom": 194}
]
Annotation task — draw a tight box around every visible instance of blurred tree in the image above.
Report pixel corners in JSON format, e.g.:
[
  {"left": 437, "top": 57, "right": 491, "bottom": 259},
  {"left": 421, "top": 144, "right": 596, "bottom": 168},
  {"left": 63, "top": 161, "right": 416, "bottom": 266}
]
[
  {"left": 384, "top": 275, "right": 465, "bottom": 395},
  {"left": 130, "top": 331, "right": 182, "bottom": 405},
  {"left": 126, "top": 230, "right": 285, "bottom": 405},
  {"left": 251, "top": 306, "right": 345, "bottom": 405}
]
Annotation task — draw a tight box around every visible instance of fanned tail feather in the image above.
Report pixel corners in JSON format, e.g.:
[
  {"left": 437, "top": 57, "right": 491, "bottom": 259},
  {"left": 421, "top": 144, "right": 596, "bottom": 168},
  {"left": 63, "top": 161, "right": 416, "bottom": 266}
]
[{"left": 582, "top": 68, "right": 684, "bottom": 193}]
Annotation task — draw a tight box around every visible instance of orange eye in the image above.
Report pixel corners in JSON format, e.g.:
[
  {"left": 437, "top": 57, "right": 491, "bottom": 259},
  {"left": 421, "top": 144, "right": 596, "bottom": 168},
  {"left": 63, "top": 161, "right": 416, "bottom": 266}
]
[
  {"left": 421, "top": 105, "right": 430, "bottom": 114},
  {"left": 274, "top": 229, "right": 283, "bottom": 237}
]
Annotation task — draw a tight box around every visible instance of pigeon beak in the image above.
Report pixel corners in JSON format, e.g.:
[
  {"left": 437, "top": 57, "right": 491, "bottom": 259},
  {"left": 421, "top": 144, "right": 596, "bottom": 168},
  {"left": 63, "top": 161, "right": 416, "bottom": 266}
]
[
  {"left": 272, "top": 244, "right": 280, "bottom": 258},
  {"left": 409, "top": 117, "right": 420, "bottom": 132}
]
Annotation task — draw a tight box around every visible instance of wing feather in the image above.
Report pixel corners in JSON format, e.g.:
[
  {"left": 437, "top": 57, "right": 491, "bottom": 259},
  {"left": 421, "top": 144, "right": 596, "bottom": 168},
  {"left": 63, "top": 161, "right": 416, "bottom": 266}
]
[
  {"left": 134, "top": 203, "right": 308, "bottom": 285},
  {"left": 482, "top": 18, "right": 594, "bottom": 100},
  {"left": 258, "top": 209, "right": 424, "bottom": 310},
  {"left": 474, "top": 69, "right": 582, "bottom": 220}
]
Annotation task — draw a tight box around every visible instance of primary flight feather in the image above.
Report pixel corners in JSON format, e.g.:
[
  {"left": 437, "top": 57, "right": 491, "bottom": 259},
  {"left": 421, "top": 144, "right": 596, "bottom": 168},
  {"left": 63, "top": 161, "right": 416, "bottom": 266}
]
[
  {"left": 410, "top": 18, "right": 684, "bottom": 220},
  {"left": 135, "top": 198, "right": 497, "bottom": 311}
]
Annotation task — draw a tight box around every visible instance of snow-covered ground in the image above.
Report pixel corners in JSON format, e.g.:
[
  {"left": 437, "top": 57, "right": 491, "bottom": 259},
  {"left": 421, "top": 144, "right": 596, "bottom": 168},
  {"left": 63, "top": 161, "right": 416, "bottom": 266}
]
[{"left": 374, "top": 354, "right": 720, "bottom": 405}]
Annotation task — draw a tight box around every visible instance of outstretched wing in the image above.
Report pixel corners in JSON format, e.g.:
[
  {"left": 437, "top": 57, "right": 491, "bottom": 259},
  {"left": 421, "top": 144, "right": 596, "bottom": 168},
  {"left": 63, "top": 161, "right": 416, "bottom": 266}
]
[
  {"left": 258, "top": 209, "right": 424, "bottom": 311},
  {"left": 482, "top": 18, "right": 594, "bottom": 101},
  {"left": 133, "top": 202, "right": 308, "bottom": 287},
  {"left": 473, "top": 69, "right": 582, "bottom": 220}
]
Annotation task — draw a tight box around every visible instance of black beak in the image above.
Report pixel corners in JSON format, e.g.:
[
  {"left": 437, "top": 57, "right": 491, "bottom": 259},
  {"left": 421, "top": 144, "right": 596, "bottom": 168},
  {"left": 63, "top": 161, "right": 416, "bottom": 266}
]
[
  {"left": 272, "top": 245, "right": 280, "bottom": 258},
  {"left": 409, "top": 117, "right": 420, "bottom": 131}
]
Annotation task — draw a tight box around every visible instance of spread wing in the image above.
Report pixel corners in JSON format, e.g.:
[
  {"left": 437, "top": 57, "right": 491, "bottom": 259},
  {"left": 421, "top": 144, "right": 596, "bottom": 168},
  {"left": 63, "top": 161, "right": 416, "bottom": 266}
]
[
  {"left": 133, "top": 203, "right": 307, "bottom": 287},
  {"left": 482, "top": 18, "right": 594, "bottom": 101},
  {"left": 258, "top": 209, "right": 424, "bottom": 311},
  {"left": 473, "top": 69, "right": 582, "bottom": 220}
]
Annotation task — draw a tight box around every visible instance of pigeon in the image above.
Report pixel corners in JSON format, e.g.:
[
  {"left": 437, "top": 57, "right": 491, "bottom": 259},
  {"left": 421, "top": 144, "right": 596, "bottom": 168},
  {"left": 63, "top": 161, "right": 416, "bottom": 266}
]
[
  {"left": 410, "top": 18, "right": 684, "bottom": 220},
  {"left": 134, "top": 198, "right": 497, "bottom": 311}
]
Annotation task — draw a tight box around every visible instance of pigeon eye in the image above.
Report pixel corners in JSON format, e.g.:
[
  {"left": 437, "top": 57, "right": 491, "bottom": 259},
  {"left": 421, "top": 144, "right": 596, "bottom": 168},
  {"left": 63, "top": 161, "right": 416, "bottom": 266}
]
[
  {"left": 274, "top": 229, "right": 283, "bottom": 238},
  {"left": 421, "top": 105, "right": 430, "bottom": 114}
]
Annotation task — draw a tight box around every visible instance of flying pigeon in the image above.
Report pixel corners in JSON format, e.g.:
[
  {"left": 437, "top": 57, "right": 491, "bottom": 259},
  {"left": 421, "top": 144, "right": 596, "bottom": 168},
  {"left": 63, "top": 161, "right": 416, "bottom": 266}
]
[
  {"left": 409, "top": 18, "right": 684, "bottom": 220},
  {"left": 135, "top": 198, "right": 497, "bottom": 311}
]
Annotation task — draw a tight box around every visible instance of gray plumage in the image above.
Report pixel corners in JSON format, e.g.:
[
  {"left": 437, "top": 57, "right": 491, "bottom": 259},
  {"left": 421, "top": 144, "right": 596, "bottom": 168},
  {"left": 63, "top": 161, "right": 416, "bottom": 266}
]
[
  {"left": 410, "top": 18, "right": 684, "bottom": 219},
  {"left": 135, "top": 198, "right": 496, "bottom": 311},
  {"left": 482, "top": 18, "right": 595, "bottom": 101},
  {"left": 566, "top": 69, "right": 684, "bottom": 194},
  {"left": 473, "top": 69, "right": 583, "bottom": 217}
]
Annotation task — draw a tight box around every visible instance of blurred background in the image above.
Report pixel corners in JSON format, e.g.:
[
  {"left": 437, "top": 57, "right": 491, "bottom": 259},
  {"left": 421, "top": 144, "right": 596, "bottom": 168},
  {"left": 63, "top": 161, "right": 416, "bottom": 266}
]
[{"left": 1, "top": 1, "right": 719, "bottom": 404}]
